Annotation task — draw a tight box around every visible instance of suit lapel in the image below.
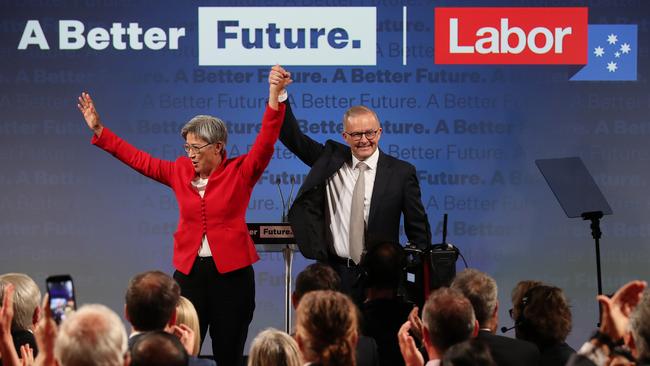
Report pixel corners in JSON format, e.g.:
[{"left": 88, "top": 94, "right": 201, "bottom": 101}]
[
  {"left": 295, "top": 141, "right": 350, "bottom": 200},
  {"left": 368, "top": 150, "right": 391, "bottom": 226},
  {"left": 328, "top": 145, "right": 350, "bottom": 175}
]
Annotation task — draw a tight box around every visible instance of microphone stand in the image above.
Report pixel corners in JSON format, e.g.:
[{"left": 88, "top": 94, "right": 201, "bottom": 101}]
[
  {"left": 582, "top": 211, "right": 604, "bottom": 324},
  {"left": 277, "top": 177, "right": 296, "bottom": 333}
]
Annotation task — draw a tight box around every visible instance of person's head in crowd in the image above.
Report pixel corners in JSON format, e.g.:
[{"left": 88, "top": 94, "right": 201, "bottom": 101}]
[
  {"left": 247, "top": 328, "right": 302, "bottom": 366},
  {"left": 175, "top": 296, "right": 200, "bottom": 356},
  {"left": 342, "top": 105, "right": 382, "bottom": 161},
  {"left": 125, "top": 270, "right": 180, "bottom": 332},
  {"left": 130, "top": 331, "right": 188, "bottom": 366},
  {"left": 55, "top": 304, "right": 129, "bottom": 366},
  {"left": 422, "top": 287, "right": 478, "bottom": 360},
  {"left": 510, "top": 282, "right": 572, "bottom": 348},
  {"left": 441, "top": 339, "right": 497, "bottom": 366},
  {"left": 626, "top": 288, "right": 650, "bottom": 361},
  {"left": 363, "top": 241, "right": 404, "bottom": 297},
  {"left": 510, "top": 280, "right": 543, "bottom": 313},
  {"left": 451, "top": 269, "right": 499, "bottom": 332},
  {"left": 296, "top": 290, "right": 358, "bottom": 366},
  {"left": 292, "top": 263, "right": 340, "bottom": 308},
  {"left": 0, "top": 273, "right": 41, "bottom": 332}
]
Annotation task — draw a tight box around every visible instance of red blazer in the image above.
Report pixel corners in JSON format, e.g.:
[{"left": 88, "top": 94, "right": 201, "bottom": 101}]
[{"left": 93, "top": 104, "right": 285, "bottom": 274}]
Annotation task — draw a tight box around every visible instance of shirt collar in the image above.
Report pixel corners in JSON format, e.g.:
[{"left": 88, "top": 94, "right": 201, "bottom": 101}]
[{"left": 351, "top": 147, "right": 379, "bottom": 171}]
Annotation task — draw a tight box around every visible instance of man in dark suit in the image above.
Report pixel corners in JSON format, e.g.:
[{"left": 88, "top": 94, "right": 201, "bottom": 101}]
[
  {"left": 0, "top": 273, "right": 41, "bottom": 359},
  {"left": 361, "top": 242, "right": 414, "bottom": 366},
  {"left": 125, "top": 271, "right": 215, "bottom": 366},
  {"left": 398, "top": 287, "right": 478, "bottom": 365},
  {"left": 272, "top": 66, "right": 430, "bottom": 302},
  {"left": 451, "top": 269, "right": 540, "bottom": 366},
  {"left": 131, "top": 331, "right": 189, "bottom": 366},
  {"left": 292, "top": 263, "right": 379, "bottom": 366}
]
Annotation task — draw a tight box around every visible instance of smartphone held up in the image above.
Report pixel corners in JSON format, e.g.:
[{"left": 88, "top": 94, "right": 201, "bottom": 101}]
[{"left": 46, "top": 275, "right": 76, "bottom": 325}]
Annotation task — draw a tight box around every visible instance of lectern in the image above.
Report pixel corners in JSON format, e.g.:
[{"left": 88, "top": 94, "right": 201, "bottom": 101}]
[{"left": 248, "top": 223, "right": 297, "bottom": 333}]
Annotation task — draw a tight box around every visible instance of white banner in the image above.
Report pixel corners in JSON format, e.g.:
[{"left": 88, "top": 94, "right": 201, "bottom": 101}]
[{"left": 198, "top": 7, "right": 376, "bottom": 66}]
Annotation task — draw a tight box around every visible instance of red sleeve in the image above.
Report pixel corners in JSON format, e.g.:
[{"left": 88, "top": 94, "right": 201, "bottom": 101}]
[
  {"left": 92, "top": 128, "right": 175, "bottom": 187},
  {"left": 239, "top": 103, "right": 286, "bottom": 185}
]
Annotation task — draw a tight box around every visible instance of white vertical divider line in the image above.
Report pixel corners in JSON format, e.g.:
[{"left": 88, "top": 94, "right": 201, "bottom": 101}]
[{"left": 403, "top": 6, "right": 407, "bottom": 66}]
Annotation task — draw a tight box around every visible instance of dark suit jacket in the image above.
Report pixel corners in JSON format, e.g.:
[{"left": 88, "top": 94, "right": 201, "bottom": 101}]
[
  {"left": 362, "top": 298, "right": 414, "bottom": 366},
  {"left": 539, "top": 342, "right": 575, "bottom": 366},
  {"left": 13, "top": 330, "right": 37, "bottom": 356},
  {"left": 0, "top": 329, "right": 39, "bottom": 366},
  {"left": 128, "top": 333, "right": 216, "bottom": 366},
  {"left": 477, "top": 330, "right": 540, "bottom": 366},
  {"left": 357, "top": 335, "right": 380, "bottom": 366},
  {"left": 280, "top": 101, "right": 430, "bottom": 260}
]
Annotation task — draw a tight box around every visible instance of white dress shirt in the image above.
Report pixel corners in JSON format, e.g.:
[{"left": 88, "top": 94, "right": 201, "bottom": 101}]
[{"left": 326, "top": 147, "right": 379, "bottom": 259}]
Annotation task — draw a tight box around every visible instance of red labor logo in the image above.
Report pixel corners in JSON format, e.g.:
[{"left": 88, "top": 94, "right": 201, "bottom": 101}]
[{"left": 434, "top": 7, "right": 588, "bottom": 65}]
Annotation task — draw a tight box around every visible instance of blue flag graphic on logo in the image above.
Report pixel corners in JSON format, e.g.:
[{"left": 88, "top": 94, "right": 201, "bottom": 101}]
[{"left": 570, "top": 24, "right": 637, "bottom": 81}]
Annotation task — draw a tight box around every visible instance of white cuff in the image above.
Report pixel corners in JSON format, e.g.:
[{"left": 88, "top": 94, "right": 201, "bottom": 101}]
[
  {"left": 278, "top": 89, "right": 288, "bottom": 103},
  {"left": 578, "top": 341, "right": 608, "bottom": 366}
]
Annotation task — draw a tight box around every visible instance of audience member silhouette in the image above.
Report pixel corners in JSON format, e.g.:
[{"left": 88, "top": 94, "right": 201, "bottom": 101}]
[
  {"left": 361, "top": 242, "right": 413, "bottom": 366},
  {"left": 398, "top": 287, "right": 478, "bottom": 366},
  {"left": 451, "top": 269, "right": 540, "bottom": 366},
  {"left": 510, "top": 281, "right": 575, "bottom": 366},
  {"left": 296, "top": 290, "right": 360, "bottom": 366},
  {"left": 247, "top": 328, "right": 302, "bottom": 366}
]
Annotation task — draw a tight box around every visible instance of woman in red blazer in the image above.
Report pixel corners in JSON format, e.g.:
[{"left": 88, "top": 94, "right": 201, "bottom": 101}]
[{"left": 77, "top": 68, "right": 291, "bottom": 366}]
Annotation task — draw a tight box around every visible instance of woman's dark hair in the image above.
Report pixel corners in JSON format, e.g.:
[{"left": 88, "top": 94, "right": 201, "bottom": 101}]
[
  {"left": 512, "top": 283, "right": 572, "bottom": 346},
  {"left": 296, "top": 290, "right": 358, "bottom": 366}
]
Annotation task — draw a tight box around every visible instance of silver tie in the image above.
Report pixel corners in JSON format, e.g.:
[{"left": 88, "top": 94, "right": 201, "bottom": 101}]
[{"left": 349, "top": 162, "right": 368, "bottom": 264}]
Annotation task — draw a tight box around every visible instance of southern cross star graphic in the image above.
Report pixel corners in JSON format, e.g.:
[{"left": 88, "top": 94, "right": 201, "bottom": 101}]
[
  {"left": 570, "top": 24, "right": 637, "bottom": 81},
  {"left": 607, "top": 33, "right": 618, "bottom": 44},
  {"left": 620, "top": 43, "right": 631, "bottom": 54},
  {"left": 593, "top": 33, "right": 629, "bottom": 73},
  {"left": 607, "top": 61, "right": 618, "bottom": 72},
  {"left": 594, "top": 46, "right": 604, "bottom": 57}
]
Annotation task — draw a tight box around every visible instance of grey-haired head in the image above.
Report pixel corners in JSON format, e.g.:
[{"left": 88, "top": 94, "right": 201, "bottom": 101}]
[{"left": 181, "top": 115, "right": 228, "bottom": 149}]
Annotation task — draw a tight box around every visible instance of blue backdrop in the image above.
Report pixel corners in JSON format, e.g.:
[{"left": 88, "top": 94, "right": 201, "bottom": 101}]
[{"left": 0, "top": 0, "right": 648, "bottom": 353}]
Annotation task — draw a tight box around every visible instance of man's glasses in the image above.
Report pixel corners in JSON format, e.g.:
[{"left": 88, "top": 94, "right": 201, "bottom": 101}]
[
  {"left": 344, "top": 129, "right": 378, "bottom": 141},
  {"left": 183, "top": 142, "right": 212, "bottom": 153}
]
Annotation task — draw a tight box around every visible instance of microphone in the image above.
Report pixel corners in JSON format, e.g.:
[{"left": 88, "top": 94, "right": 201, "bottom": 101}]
[
  {"left": 441, "top": 213, "right": 457, "bottom": 253},
  {"left": 287, "top": 176, "right": 296, "bottom": 208},
  {"left": 433, "top": 213, "right": 455, "bottom": 253},
  {"left": 442, "top": 213, "right": 448, "bottom": 247},
  {"left": 276, "top": 178, "right": 288, "bottom": 222},
  {"left": 501, "top": 324, "right": 516, "bottom": 333},
  {"left": 432, "top": 213, "right": 468, "bottom": 268}
]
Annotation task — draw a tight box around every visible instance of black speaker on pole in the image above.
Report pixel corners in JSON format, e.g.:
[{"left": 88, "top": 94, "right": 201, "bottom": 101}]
[
  {"left": 403, "top": 214, "right": 459, "bottom": 309},
  {"left": 429, "top": 246, "right": 458, "bottom": 288}
]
